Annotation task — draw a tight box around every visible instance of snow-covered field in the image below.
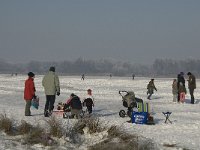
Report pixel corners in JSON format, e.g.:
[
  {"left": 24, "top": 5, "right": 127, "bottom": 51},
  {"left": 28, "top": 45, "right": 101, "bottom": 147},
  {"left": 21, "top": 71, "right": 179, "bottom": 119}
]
[{"left": 0, "top": 74, "right": 200, "bottom": 150}]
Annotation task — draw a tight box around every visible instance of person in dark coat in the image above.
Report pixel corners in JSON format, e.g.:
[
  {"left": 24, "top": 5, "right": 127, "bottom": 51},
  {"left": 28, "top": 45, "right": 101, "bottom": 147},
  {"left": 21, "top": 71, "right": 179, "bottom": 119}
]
[
  {"left": 132, "top": 74, "right": 135, "bottom": 80},
  {"left": 187, "top": 72, "right": 196, "bottom": 104},
  {"left": 177, "top": 72, "right": 185, "bottom": 102},
  {"left": 24, "top": 72, "right": 36, "bottom": 116},
  {"left": 64, "top": 93, "right": 82, "bottom": 118},
  {"left": 81, "top": 74, "right": 85, "bottom": 80}
]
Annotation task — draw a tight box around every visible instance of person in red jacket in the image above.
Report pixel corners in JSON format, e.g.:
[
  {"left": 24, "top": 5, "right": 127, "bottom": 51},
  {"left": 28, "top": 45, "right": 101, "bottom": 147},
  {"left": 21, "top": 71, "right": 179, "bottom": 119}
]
[{"left": 24, "top": 72, "right": 36, "bottom": 116}]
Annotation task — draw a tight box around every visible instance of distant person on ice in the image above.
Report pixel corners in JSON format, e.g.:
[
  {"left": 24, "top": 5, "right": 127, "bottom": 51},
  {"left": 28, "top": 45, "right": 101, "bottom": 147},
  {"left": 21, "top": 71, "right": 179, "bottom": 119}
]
[
  {"left": 172, "top": 79, "right": 178, "bottom": 103},
  {"left": 187, "top": 72, "right": 196, "bottom": 104},
  {"left": 81, "top": 74, "right": 85, "bottom": 80},
  {"left": 42, "top": 66, "right": 60, "bottom": 117},
  {"left": 132, "top": 74, "right": 135, "bottom": 80},
  {"left": 147, "top": 79, "right": 157, "bottom": 100},
  {"left": 177, "top": 72, "right": 185, "bottom": 103},
  {"left": 24, "top": 72, "right": 36, "bottom": 116},
  {"left": 178, "top": 82, "right": 187, "bottom": 103},
  {"left": 82, "top": 89, "right": 94, "bottom": 114}
]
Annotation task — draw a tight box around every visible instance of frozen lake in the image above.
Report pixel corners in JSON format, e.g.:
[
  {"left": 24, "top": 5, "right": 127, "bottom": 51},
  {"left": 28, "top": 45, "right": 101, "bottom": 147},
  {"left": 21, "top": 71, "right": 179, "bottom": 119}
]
[{"left": 0, "top": 74, "right": 200, "bottom": 150}]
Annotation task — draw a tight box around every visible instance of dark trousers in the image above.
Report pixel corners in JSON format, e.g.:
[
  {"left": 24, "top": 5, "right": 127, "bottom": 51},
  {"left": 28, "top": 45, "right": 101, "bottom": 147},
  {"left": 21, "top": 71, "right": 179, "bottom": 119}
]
[
  {"left": 87, "top": 106, "right": 93, "bottom": 114},
  {"left": 189, "top": 88, "right": 195, "bottom": 104},
  {"left": 25, "top": 100, "right": 32, "bottom": 116},
  {"left": 147, "top": 93, "right": 152, "bottom": 99},
  {"left": 45, "top": 95, "right": 55, "bottom": 112},
  {"left": 177, "top": 92, "right": 180, "bottom": 102}
]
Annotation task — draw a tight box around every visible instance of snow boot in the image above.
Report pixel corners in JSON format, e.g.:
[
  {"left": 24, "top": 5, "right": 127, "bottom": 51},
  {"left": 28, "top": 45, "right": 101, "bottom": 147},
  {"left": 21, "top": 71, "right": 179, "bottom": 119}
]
[{"left": 44, "top": 110, "right": 49, "bottom": 117}]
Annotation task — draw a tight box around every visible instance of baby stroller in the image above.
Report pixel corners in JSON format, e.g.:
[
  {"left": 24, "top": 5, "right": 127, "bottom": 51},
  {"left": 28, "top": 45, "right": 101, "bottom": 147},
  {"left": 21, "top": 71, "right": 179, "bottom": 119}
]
[{"left": 119, "top": 91, "right": 143, "bottom": 118}]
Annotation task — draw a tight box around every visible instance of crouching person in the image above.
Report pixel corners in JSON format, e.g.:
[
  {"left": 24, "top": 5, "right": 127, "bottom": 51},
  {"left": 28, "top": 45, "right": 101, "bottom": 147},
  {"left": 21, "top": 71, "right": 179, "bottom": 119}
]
[{"left": 64, "top": 93, "right": 82, "bottom": 119}]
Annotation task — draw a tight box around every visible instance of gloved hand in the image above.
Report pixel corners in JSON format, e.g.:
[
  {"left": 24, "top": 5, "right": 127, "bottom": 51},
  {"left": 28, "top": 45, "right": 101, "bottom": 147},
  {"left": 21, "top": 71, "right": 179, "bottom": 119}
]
[
  {"left": 57, "top": 92, "right": 60, "bottom": 96},
  {"left": 33, "top": 95, "right": 37, "bottom": 99}
]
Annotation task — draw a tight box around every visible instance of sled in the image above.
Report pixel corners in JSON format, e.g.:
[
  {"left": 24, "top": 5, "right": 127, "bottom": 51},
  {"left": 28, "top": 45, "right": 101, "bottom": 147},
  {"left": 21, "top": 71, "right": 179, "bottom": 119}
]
[{"left": 53, "top": 110, "right": 64, "bottom": 115}]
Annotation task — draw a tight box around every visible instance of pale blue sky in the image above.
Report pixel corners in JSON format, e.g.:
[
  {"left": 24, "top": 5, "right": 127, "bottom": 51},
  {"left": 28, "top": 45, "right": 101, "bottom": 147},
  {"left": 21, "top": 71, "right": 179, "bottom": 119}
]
[{"left": 0, "top": 0, "right": 200, "bottom": 64}]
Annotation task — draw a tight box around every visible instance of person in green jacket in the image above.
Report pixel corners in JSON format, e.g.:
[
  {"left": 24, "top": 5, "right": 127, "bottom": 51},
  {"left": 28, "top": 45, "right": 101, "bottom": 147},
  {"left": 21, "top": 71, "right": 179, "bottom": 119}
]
[
  {"left": 187, "top": 72, "right": 196, "bottom": 104},
  {"left": 42, "top": 66, "right": 60, "bottom": 117}
]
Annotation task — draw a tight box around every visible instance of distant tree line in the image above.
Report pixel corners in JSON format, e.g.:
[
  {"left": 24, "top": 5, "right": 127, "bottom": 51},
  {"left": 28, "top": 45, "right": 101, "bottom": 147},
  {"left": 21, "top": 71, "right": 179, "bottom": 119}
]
[{"left": 0, "top": 58, "right": 199, "bottom": 77}]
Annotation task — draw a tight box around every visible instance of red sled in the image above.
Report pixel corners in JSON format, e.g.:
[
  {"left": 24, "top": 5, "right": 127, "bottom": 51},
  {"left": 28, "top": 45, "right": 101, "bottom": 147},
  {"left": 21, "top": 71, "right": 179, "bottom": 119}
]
[{"left": 53, "top": 110, "right": 64, "bottom": 115}]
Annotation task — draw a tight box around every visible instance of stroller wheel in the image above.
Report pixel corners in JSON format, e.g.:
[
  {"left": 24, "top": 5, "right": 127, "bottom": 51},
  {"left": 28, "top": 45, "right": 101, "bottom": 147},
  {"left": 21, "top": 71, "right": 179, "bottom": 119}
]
[
  {"left": 119, "top": 110, "right": 126, "bottom": 118},
  {"left": 127, "top": 110, "right": 132, "bottom": 118}
]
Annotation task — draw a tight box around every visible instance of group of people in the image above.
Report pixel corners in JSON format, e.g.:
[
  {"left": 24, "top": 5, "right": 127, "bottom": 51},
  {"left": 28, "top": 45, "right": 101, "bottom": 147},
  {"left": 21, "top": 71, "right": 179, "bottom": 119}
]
[
  {"left": 23, "top": 66, "right": 94, "bottom": 117},
  {"left": 146, "top": 71, "right": 196, "bottom": 104},
  {"left": 63, "top": 89, "right": 94, "bottom": 118},
  {"left": 172, "top": 72, "right": 196, "bottom": 104},
  {"left": 24, "top": 67, "right": 196, "bottom": 117}
]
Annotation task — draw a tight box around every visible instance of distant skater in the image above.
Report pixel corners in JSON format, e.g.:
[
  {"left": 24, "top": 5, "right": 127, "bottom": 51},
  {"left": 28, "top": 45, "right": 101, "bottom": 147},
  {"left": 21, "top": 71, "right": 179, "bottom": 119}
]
[
  {"left": 132, "top": 74, "right": 135, "bottom": 80},
  {"left": 147, "top": 79, "right": 157, "bottom": 100},
  {"left": 81, "top": 74, "right": 85, "bottom": 80}
]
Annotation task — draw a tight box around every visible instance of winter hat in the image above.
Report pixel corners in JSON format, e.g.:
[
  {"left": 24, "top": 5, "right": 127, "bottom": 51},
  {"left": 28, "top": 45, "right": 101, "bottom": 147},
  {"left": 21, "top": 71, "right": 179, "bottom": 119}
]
[
  {"left": 180, "top": 72, "right": 184, "bottom": 76},
  {"left": 49, "top": 66, "right": 55, "bottom": 72},
  {"left": 70, "top": 93, "right": 75, "bottom": 97},
  {"left": 187, "top": 72, "right": 192, "bottom": 75},
  {"left": 28, "top": 72, "right": 35, "bottom": 77}
]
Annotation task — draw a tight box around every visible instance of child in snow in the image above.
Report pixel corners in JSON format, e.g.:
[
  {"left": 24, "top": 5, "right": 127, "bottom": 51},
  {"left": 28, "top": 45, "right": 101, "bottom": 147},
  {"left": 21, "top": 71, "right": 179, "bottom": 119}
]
[
  {"left": 82, "top": 89, "right": 94, "bottom": 114},
  {"left": 172, "top": 79, "right": 178, "bottom": 103},
  {"left": 178, "top": 82, "right": 187, "bottom": 103}
]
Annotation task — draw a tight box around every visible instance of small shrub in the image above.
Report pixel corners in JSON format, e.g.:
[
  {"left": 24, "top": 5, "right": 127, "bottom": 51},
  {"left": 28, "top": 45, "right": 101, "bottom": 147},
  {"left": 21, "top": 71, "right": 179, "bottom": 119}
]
[
  {"left": 89, "top": 125, "right": 156, "bottom": 150},
  {"left": 0, "top": 114, "right": 14, "bottom": 135},
  {"left": 23, "top": 124, "right": 56, "bottom": 146},
  {"left": 107, "top": 125, "right": 121, "bottom": 137},
  {"left": 17, "top": 120, "right": 33, "bottom": 135},
  {"left": 45, "top": 116, "right": 63, "bottom": 138},
  {"left": 79, "top": 117, "right": 106, "bottom": 134}
]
